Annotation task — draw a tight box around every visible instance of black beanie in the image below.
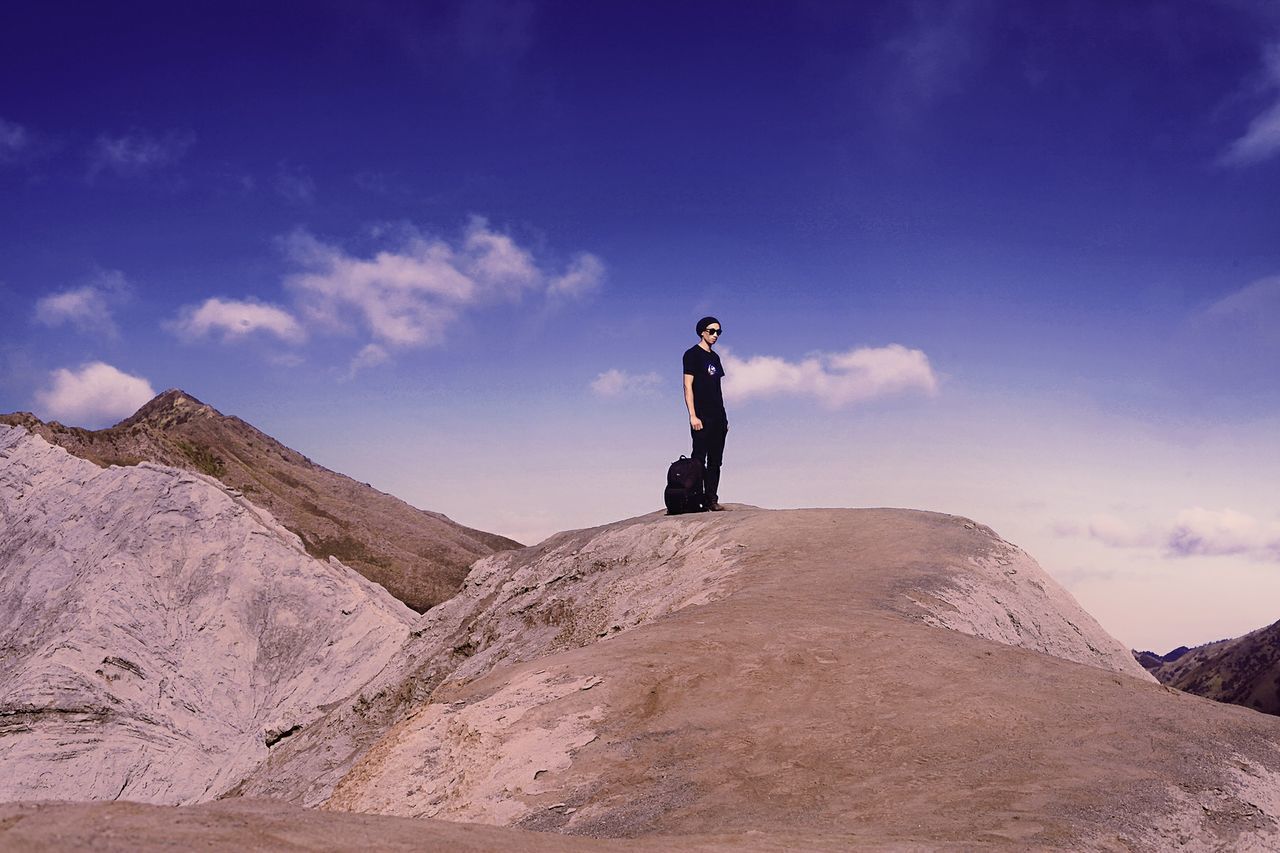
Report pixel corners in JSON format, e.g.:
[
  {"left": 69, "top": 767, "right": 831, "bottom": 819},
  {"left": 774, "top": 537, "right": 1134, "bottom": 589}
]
[{"left": 696, "top": 316, "right": 720, "bottom": 336}]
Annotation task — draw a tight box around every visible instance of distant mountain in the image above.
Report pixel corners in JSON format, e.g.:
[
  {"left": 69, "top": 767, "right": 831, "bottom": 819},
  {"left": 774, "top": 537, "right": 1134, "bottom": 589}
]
[
  {"left": 1133, "top": 645, "right": 1190, "bottom": 671},
  {"left": 1136, "top": 623, "right": 1280, "bottom": 717},
  {"left": 0, "top": 390, "right": 520, "bottom": 611}
]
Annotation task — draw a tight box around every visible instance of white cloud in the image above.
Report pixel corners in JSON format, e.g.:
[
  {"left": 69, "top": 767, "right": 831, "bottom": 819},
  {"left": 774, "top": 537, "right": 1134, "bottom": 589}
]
[
  {"left": 721, "top": 344, "right": 938, "bottom": 409},
  {"left": 1082, "top": 508, "right": 1280, "bottom": 562},
  {"left": 1219, "top": 43, "right": 1280, "bottom": 167},
  {"left": 89, "top": 129, "right": 195, "bottom": 178},
  {"left": 34, "top": 362, "right": 156, "bottom": 427},
  {"left": 282, "top": 217, "right": 593, "bottom": 349},
  {"left": 548, "top": 253, "right": 605, "bottom": 299},
  {"left": 461, "top": 217, "right": 541, "bottom": 286},
  {"left": 33, "top": 271, "right": 131, "bottom": 338},
  {"left": 170, "top": 297, "right": 305, "bottom": 344},
  {"left": 1166, "top": 508, "right": 1279, "bottom": 558},
  {"left": 167, "top": 218, "right": 602, "bottom": 369},
  {"left": 590, "top": 369, "right": 662, "bottom": 398},
  {"left": 0, "top": 117, "right": 29, "bottom": 163},
  {"left": 283, "top": 231, "right": 476, "bottom": 347}
]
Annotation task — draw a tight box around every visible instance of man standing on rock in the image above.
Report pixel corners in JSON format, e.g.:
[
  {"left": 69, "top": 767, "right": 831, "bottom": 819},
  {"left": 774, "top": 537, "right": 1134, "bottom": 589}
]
[{"left": 683, "top": 316, "right": 728, "bottom": 511}]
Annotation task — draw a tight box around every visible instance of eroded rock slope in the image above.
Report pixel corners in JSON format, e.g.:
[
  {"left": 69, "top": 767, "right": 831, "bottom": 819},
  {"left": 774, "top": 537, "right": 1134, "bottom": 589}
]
[
  {"left": 232, "top": 514, "right": 747, "bottom": 805},
  {"left": 0, "top": 426, "right": 415, "bottom": 804},
  {"left": 227, "top": 507, "right": 1280, "bottom": 851}
]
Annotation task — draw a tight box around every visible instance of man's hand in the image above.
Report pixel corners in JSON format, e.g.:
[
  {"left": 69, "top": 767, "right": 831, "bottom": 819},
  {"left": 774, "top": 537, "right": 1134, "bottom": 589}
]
[{"left": 690, "top": 416, "right": 703, "bottom": 431}]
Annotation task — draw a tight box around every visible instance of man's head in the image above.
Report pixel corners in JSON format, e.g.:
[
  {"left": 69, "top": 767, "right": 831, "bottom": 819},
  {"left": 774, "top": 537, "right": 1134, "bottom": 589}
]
[{"left": 696, "top": 316, "right": 721, "bottom": 348}]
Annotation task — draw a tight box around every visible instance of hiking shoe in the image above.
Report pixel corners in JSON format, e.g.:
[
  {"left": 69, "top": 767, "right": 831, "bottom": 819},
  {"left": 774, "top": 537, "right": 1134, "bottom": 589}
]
[{"left": 709, "top": 502, "right": 726, "bottom": 512}]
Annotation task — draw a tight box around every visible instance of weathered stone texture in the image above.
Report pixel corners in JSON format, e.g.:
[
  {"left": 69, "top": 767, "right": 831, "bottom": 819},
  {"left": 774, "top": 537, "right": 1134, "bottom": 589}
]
[{"left": 0, "top": 425, "right": 414, "bottom": 804}]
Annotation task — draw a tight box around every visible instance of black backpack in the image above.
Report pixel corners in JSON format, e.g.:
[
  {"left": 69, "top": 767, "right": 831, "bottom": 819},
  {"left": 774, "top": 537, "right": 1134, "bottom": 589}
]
[{"left": 664, "top": 455, "right": 705, "bottom": 515}]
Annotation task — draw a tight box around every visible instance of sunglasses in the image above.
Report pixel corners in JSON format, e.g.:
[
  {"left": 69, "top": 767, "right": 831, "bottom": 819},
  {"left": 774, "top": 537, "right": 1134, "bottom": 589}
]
[{"left": 704, "top": 328, "right": 722, "bottom": 336}]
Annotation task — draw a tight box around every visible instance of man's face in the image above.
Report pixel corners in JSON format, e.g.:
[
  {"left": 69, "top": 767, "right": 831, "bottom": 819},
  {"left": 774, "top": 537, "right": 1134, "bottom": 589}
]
[{"left": 701, "top": 324, "right": 721, "bottom": 347}]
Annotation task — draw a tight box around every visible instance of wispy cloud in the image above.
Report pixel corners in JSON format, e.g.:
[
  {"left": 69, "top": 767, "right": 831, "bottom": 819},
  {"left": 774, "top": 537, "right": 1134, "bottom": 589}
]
[
  {"left": 1085, "top": 515, "right": 1160, "bottom": 550},
  {"left": 1206, "top": 275, "right": 1280, "bottom": 319},
  {"left": 1199, "top": 275, "right": 1280, "bottom": 347},
  {"left": 721, "top": 344, "right": 938, "bottom": 409},
  {"left": 0, "top": 117, "right": 30, "bottom": 163},
  {"left": 169, "top": 297, "right": 305, "bottom": 344},
  {"left": 281, "top": 217, "right": 602, "bottom": 351},
  {"left": 348, "top": 0, "right": 537, "bottom": 83},
  {"left": 34, "top": 362, "right": 156, "bottom": 428},
  {"left": 275, "top": 162, "right": 316, "bottom": 203},
  {"left": 548, "top": 253, "right": 605, "bottom": 299},
  {"left": 33, "top": 270, "right": 132, "bottom": 338},
  {"left": 1218, "top": 42, "right": 1280, "bottom": 167},
  {"left": 88, "top": 129, "right": 195, "bottom": 179},
  {"left": 882, "top": 1, "right": 983, "bottom": 109},
  {"left": 590, "top": 369, "right": 662, "bottom": 398},
  {"left": 345, "top": 343, "right": 390, "bottom": 380},
  {"left": 167, "top": 218, "right": 602, "bottom": 367},
  {"left": 1073, "top": 508, "right": 1280, "bottom": 562},
  {"left": 456, "top": 0, "right": 536, "bottom": 62}
]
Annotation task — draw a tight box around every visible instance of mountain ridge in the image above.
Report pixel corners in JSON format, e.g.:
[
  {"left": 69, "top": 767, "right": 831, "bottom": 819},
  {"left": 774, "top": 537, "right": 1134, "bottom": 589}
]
[
  {"left": 1137, "top": 620, "right": 1280, "bottom": 717},
  {"left": 0, "top": 390, "right": 520, "bottom": 611}
]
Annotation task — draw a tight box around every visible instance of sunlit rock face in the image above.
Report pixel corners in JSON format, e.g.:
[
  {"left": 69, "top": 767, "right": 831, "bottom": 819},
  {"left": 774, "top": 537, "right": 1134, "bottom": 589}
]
[{"left": 0, "top": 425, "right": 414, "bottom": 804}]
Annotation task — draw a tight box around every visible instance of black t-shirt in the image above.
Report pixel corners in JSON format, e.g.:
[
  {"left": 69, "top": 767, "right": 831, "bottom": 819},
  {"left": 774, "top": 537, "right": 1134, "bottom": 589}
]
[{"left": 683, "top": 345, "right": 727, "bottom": 424}]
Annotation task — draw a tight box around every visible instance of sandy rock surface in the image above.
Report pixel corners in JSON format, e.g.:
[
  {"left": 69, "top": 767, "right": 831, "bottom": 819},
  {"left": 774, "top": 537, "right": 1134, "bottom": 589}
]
[
  {"left": 233, "top": 513, "right": 746, "bottom": 804},
  {"left": 0, "top": 799, "right": 894, "bottom": 852},
  {"left": 0, "top": 426, "right": 415, "bottom": 804},
  {"left": 238, "top": 506, "right": 1280, "bottom": 849}
]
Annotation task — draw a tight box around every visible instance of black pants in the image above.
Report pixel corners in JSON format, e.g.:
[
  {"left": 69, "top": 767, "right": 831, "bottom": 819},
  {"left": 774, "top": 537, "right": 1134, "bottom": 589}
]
[{"left": 691, "top": 421, "right": 727, "bottom": 505}]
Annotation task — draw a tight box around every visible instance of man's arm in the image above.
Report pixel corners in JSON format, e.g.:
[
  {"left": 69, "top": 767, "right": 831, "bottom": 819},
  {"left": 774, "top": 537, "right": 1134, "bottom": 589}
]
[{"left": 684, "top": 374, "right": 702, "bottom": 431}]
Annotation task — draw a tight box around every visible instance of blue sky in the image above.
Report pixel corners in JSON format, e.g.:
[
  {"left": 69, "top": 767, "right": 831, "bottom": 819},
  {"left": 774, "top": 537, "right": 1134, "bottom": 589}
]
[{"left": 3, "top": 0, "right": 1280, "bottom": 651}]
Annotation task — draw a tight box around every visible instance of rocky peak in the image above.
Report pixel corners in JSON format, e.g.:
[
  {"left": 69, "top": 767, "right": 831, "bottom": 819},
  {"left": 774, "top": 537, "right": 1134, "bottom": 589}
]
[
  {"left": 0, "top": 411, "right": 43, "bottom": 430},
  {"left": 116, "top": 389, "right": 219, "bottom": 430}
]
